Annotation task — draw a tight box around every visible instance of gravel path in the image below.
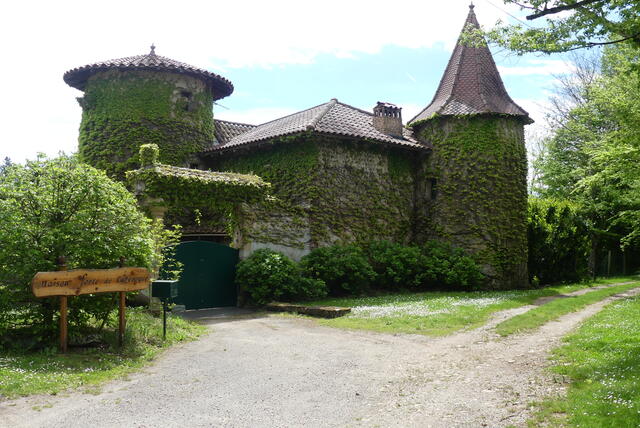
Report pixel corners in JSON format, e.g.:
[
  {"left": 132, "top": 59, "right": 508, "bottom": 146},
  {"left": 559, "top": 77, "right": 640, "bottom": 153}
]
[{"left": 2, "top": 286, "right": 639, "bottom": 428}]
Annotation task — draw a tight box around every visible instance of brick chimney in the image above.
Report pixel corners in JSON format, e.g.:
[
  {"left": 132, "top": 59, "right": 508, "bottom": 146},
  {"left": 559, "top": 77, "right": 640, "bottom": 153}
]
[{"left": 373, "top": 102, "right": 403, "bottom": 137}]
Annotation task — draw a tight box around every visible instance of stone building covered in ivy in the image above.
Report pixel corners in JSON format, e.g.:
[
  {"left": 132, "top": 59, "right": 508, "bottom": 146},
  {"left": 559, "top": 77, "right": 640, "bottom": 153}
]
[{"left": 64, "top": 5, "right": 531, "bottom": 289}]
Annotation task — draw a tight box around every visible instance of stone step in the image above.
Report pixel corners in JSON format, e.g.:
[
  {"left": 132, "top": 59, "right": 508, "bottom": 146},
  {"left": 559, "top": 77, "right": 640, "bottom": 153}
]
[{"left": 266, "top": 302, "right": 351, "bottom": 318}]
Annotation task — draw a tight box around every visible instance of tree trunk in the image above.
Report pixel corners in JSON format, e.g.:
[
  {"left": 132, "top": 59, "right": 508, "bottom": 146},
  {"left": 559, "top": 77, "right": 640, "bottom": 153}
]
[{"left": 588, "top": 235, "right": 599, "bottom": 279}]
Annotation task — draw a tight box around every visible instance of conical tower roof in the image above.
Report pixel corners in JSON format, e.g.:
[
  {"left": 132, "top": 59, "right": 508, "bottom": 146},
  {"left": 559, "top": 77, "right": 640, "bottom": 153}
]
[
  {"left": 64, "top": 45, "right": 234, "bottom": 101},
  {"left": 409, "top": 5, "right": 532, "bottom": 125}
]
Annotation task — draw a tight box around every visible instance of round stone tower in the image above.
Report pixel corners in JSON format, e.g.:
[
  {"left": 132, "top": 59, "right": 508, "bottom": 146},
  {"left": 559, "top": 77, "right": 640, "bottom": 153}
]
[
  {"left": 409, "top": 5, "right": 532, "bottom": 289},
  {"left": 64, "top": 45, "right": 233, "bottom": 178}
]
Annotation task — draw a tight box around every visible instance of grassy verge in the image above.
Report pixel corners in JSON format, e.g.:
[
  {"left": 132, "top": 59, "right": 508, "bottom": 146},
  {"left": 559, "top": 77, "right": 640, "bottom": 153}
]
[
  {"left": 0, "top": 308, "right": 206, "bottom": 399},
  {"left": 298, "top": 276, "right": 638, "bottom": 337},
  {"left": 495, "top": 281, "right": 640, "bottom": 336},
  {"left": 528, "top": 295, "right": 640, "bottom": 427}
]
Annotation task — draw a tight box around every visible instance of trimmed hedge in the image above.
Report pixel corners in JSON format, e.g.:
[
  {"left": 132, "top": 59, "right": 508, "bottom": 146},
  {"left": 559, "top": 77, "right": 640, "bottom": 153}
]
[
  {"left": 420, "top": 241, "right": 485, "bottom": 290},
  {"left": 235, "top": 249, "right": 326, "bottom": 305},
  {"left": 300, "top": 245, "right": 376, "bottom": 296},
  {"left": 528, "top": 198, "right": 590, "bottom": 285},
  {"left": 237, "top": 241, "right": 485, "bottom": 305},
  {"left": 363, "top": 241, "right": 426, "bottom": 290}
]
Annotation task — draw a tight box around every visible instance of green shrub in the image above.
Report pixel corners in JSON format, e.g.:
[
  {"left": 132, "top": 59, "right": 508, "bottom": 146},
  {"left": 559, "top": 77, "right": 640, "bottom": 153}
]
[
  {"left": 236, "top": 249, "right": 326, "bottom": 305},
  {"left": 363, "top": 241, "right": 426, "bottom": 290},
  {"left": 528, "top": 198, "right": 590, "bottom": 285},
  {"left": 0, "top": 154, "right": 171, "bottom": 347},
  {"left": 420, "top": 241, "right": 484, "bottom": 290},
  {"left": 300, "top": 245, "right": 375, "bottom": 296}
]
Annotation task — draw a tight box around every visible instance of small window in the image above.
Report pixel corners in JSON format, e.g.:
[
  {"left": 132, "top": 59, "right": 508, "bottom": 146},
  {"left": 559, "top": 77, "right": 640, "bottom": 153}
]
[
  {"left": 180, "top": 91, "right": 193, "bottom": 112},
  {"left": 429, "top": 179, "right": 438, "bottom": 200}
]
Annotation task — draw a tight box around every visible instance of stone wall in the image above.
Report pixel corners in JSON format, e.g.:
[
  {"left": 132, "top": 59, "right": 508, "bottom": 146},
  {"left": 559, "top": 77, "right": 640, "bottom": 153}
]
[
  {"left": 204, "top": 136, "right": 419, "bottom": 260},
  {"left": 78, "top": 70, "right": 214, "bottom": 179},
  {"left": 414, "top": 115, "right": 528, "bottom": 289},
  {"left": 311, "top": 140, "right": 416, "bottom": 246}
]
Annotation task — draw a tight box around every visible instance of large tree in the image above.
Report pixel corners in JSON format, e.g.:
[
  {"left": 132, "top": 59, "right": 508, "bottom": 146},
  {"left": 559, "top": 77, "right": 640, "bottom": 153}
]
[
  {"left": 0, "top": 155, "right": 173, "bottom": 346},
  {"left": 536, "top": 43, "right": 640, "bottom": 273},
  {"left": 487, "top": 0, "right": 640, "bottom": 54}
]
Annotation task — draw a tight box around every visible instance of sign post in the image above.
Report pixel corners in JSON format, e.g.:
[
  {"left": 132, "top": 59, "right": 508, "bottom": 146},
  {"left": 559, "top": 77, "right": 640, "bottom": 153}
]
[
  {"left": 118, "top": 291, "right": 126, "bottom": 347},
  {"left": 56, "top": 257, "right": 68, "bottom": 353},
  {"left": 118, "top": 257, "right": 126, "bottom": 347},
  {"left": 32, "top": 263, "right": 151, "bottom": 352}
]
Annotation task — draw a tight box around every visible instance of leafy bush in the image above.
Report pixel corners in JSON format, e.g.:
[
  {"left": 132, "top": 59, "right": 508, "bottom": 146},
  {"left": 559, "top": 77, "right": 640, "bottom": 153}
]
[
  {"left": 528, "top": 198, "right": 590, "bottom": 285},
  {"left": 363, "top": 241, "right": 426, "bottom": 290},
  {"left": 420, "top": 241, "right": 485, "bottom": 290},
  {"left": 300, "top": 245, "right": 375, "bottom": 296},
  {"left": 0, "top": 154, "right": 171, "bottom": 345},
  {"left": 236, "top": 249, "right": 326, "bottom": 305}
]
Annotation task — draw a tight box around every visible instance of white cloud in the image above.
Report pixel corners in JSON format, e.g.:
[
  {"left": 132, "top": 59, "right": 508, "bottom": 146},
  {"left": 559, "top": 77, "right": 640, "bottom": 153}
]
[
  {"left": 398, "top": 103, "right": 425, "bottom": 124},
  {"left": 498, "top": 59, "right": 576, "bottom": 76},
  {"left": 514, "top": 97, "right": 552, "bottom": 129},
  {"left": 515, "top": 97, "right": 553, "bottom": 159},
  {"left": 216, "top": 107, "right": 300, "bottom": 125},
  {"left": 217, "top": 101, "right": 424, "bottom": 127},
  {"left": 0, "top": 0, "right": 532, "bottom": 162}
]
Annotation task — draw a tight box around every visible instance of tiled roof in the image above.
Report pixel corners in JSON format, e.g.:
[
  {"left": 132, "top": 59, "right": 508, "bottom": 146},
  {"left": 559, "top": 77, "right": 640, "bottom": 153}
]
[
  {"left": 64, "top": 46, "right": 234, "bottom": 101},
  {"left": 409, "top": 5, "right": 532, "bottom": 125},
  {"left": 213, "top": 119, "right": 256, "bottom": 146},
  {"left": 205, "top": 99, "right": 427, "bottom": 153}
]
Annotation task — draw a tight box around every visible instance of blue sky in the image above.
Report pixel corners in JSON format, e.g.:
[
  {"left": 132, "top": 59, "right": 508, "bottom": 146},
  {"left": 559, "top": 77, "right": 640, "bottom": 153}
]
[
  {"left": 0, "top": 0, "right": 571, "bottom": 163},
  {"left": 216, "top": 44, "right": 563, "bottom": 125}
]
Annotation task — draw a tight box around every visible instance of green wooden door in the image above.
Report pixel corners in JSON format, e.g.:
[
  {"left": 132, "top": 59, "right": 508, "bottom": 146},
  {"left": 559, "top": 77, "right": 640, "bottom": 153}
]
[{"left": 170, "top": 241, "right": 238, "bottom": 309}]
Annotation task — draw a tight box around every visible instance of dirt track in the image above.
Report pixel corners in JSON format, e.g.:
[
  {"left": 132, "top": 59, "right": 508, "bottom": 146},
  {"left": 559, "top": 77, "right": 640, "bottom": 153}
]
[{"left": 2, "top": 286, "right": 639, "bottom": 428}]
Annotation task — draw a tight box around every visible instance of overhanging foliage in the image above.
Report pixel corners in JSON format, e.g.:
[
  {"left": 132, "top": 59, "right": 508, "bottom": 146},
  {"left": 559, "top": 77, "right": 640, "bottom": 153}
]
[{"left": 126, "top": 144, "right": 270, "bottom": 211}]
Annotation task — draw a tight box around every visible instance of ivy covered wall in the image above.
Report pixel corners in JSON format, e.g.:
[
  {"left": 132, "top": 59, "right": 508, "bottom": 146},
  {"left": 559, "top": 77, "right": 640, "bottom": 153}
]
[
  {"left": 204, "top": 135, "right": 419, "bottom": 260},
  {"left": 413, "top": 115, "right": 528, "bottom": 289},
  {"left": 78, "top": 70, "right": 214, "bottom": 178},
  {"left": 206, "top": 137, "right": 318, "bottom": 258},
  {"left": 313, "top": 140, "right": 416, "bottom": 246}
]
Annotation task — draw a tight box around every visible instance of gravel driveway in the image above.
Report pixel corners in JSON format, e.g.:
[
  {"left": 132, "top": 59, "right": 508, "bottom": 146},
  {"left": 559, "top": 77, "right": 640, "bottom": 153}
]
[{"left": 2, "top": 288, "right": 639, "bottom": 428}]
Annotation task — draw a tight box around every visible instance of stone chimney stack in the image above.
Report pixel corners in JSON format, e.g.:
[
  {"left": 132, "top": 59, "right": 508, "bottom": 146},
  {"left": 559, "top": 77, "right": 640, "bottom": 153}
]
[{"left": 373, "top": 102, "right": 403, "bottom": 137}]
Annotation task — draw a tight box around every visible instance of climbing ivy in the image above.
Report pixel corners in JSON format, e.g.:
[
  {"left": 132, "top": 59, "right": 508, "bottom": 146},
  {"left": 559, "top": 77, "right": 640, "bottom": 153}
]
[
  {"left": 205, "top": 135, "right": 419, "bottom": 250},
  {"left": 78, "top": 70, "right": 214, "bottom": 179},
  {"left": 126, "top": 144, "right": 269, "bottom": 239},
  {"left": 413, "top": 115, "right": 529, "bottom": 289},
  {"left": 127, "top": 149, "right": 268, "bottom": 209},
  {"left": 207, "top": 136, "right": 320, "bottom": 249}
]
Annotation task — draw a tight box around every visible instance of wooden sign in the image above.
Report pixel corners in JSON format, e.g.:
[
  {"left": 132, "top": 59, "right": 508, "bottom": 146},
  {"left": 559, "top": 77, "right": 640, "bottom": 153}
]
[{"left": 31, "top": 267, "right": 150, "bottom": 297}]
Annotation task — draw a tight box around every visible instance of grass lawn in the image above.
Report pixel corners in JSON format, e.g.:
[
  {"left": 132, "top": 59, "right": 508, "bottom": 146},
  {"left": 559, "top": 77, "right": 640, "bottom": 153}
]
[
  {"left": 0, "top": 308, "right": 206, "bottom": 399},
  {"left": 528, "top": 295, "right": 640, "bottom": 427},
  {"left": 300, "top": 276, "right": 639, "bottom": 337},
  {"left": 495, "top": 280, "right": 640, "bottom": 336}
]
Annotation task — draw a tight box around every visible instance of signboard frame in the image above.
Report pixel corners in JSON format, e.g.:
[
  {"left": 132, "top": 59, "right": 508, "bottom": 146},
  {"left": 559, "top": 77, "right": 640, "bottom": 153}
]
[{"left": 31, "top": 264, "right": 151, "bottom": 352}]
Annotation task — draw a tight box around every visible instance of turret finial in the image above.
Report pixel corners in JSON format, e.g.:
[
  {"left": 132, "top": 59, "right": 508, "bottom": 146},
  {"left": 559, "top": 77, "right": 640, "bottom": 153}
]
[
  {"left": 150, "top": 44, "right": 156, "bottom": 55},
  {"left": 469, "top": 2, "right": 474, "bottom": 9}
]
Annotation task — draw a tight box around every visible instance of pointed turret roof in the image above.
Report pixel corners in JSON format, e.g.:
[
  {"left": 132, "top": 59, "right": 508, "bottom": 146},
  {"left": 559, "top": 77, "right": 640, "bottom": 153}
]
[{"left": 409, "top": 5, "right": 532, "bottom": 125}]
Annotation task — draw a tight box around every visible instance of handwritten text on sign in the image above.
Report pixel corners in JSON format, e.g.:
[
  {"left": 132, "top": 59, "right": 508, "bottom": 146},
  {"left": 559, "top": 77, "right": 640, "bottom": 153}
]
[{"left": 31, "top": 267, "right": 151, "bottom": 297}]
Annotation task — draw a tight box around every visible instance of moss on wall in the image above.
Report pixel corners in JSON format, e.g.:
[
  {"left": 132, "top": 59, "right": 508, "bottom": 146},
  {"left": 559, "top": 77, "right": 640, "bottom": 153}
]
[
  {"left": 204, "top": 135, "right": 418, "bottom": 255},
  {"left": 78, "top": 70, "right": 214, "bottom": 179},
  {"left": 206, "top": 137, "right": 319, "bottom": 251},
  {"left": 414, "top": 115, "right": 528, "bottom": 289},
  {"left": 312, "top": 140, "right": 415, "bottom": 245}
]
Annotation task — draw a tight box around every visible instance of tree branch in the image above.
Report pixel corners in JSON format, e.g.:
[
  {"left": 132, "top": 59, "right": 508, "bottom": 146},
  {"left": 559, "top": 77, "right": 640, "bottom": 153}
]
[
  {"left": 567, "top": 33, "right": 640, "bottom": 51},
  {"left": 526, "top": 0, "right": 602, "bottom": 20}
]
